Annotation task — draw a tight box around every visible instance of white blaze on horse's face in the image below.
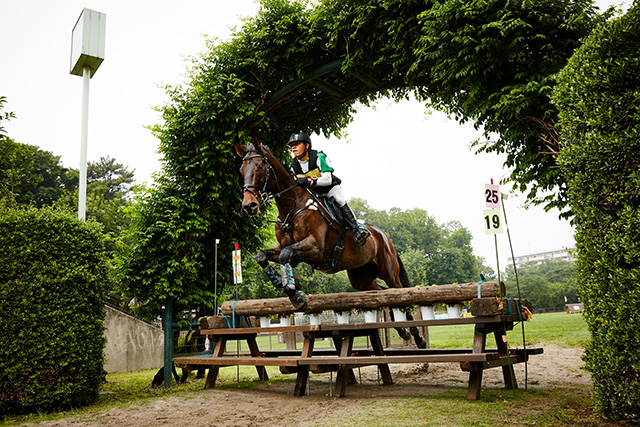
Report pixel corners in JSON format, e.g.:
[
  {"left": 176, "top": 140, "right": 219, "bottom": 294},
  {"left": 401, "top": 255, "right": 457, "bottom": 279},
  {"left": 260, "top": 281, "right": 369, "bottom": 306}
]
[{"left": 240, "top": 154, "right": 268, "bottom": 216}]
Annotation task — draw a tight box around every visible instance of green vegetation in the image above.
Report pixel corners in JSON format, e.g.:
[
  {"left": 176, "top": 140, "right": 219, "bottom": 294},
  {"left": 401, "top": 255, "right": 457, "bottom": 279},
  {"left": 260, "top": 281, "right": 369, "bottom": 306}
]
[
  {"left": 553, "top": 2, "right": 640, "bottom": 419},
  {"left": 0, "top": 207, "right": 108, "bottom": 415},
  {"left": 116, "top": 0, "right": 607, "bottom": 322}
]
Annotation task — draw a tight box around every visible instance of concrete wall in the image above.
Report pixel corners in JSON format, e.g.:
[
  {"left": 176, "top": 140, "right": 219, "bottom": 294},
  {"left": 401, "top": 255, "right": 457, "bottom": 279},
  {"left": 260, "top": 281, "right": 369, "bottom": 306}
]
[{"left": 104, "top": 305, "right": 164, "bottom": 373}]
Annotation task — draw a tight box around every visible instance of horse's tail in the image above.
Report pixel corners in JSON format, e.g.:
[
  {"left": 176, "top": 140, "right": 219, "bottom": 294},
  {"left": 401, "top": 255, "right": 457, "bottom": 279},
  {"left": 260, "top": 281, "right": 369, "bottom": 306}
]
[{"left": 397, "top": 254, "right": 412, "bottom": 288}]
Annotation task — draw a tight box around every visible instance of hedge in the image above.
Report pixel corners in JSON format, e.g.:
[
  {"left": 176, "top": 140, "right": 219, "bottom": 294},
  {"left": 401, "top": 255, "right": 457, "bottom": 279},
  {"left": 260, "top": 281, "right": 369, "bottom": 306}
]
[
  {"left": 553, "top": 3, "right": 640, "bottom": 420},
  {"left": 0, "top": 207, "right": 108, "bottom": 415}
]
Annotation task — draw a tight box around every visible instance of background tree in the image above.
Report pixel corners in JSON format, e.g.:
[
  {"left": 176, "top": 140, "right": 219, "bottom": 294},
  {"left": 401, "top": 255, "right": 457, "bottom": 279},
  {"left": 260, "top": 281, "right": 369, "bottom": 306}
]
[
  {"left": 87, "top": 156, "right": 135, "bottom": 201},
  {"left": 350, "top": 199, "right": 481, "bottom": 285},
  {"left": 553, "top": 3, "right": 640, "bottom": 419},
  {"left": 0, "top": 139, "right": 76, "bottom": 207},
  {"left": 503, "top": 259, "right": 577, "bottom": 309}
]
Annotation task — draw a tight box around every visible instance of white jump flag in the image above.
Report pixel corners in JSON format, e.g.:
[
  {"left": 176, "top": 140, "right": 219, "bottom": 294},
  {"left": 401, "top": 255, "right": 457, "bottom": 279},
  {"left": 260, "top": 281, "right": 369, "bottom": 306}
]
[{"left": 232, "top": 243, "right": 242, "bottom": 284}]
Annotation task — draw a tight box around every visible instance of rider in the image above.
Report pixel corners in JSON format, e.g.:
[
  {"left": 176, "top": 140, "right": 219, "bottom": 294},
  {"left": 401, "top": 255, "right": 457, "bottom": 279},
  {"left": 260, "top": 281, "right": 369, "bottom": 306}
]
[{"left": 287, "top": 131, "right": 371, "bottom": 245}]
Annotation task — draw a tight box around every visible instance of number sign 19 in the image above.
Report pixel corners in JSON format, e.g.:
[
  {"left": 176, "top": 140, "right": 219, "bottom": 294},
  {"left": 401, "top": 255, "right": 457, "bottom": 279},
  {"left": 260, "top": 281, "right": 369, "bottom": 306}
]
[
  {"left": 485, "top": 183, "right": 500, "bottom": 209},
  {"left": 483, "top": 209, "right": 503, "bottom": 235}
]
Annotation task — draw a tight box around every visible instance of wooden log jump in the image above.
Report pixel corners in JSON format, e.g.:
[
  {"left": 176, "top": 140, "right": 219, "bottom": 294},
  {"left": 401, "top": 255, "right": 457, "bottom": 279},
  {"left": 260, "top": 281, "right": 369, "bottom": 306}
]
[{"left": 220, "top": 281, "right": 504, "bottom": 317}]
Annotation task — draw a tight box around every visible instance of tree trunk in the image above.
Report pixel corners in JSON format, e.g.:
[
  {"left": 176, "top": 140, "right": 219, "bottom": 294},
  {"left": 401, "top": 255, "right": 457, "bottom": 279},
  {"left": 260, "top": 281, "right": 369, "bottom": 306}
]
[{"left": 220, "top": 282, "right": 504, "bottom": 317}]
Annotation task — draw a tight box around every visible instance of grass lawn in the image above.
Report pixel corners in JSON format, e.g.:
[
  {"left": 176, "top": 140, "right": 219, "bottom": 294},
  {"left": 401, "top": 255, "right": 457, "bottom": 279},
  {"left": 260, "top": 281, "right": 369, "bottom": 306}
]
[{"left": 1, "top": 312, "right": 594, "bottom": 426}]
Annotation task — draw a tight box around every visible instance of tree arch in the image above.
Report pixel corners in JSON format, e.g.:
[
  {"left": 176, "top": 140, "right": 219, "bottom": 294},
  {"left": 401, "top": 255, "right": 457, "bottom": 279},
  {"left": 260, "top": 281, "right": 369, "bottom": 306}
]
[{"left": 117, "top": 0, "right": 606, "bottom": 317}]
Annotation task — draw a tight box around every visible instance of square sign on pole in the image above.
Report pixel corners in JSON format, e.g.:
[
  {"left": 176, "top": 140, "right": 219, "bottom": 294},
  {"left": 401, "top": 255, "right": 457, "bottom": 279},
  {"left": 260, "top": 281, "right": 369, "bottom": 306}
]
[
  {"left": 70, "top": 8, "right": 106, "bottom": 77},
  {"left": 485, "top": 183, "right": 501, "bottom": 209},
  {"left": 483, "top": 208, "right": 503, "bottom": 235}
]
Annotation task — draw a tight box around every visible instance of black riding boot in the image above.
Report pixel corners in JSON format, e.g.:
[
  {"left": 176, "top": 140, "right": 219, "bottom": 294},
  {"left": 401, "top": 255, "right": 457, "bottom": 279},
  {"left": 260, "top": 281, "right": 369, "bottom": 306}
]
[{"left": 338, "top": 203, "right": 371, "bottom": 245}]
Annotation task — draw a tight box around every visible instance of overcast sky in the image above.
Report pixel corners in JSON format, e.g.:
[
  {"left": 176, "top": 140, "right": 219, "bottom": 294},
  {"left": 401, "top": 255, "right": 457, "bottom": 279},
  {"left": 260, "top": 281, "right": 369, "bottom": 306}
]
[{"left": 0, "top": 0, "right": 631, "bottom": 273}]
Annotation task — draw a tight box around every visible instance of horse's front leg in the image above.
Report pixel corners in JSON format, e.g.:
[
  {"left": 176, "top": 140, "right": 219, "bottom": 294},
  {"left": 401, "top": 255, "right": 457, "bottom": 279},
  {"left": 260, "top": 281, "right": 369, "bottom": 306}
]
[
  {"left": 256, "top": 247, "right": 285, "bottom": 289},
  {"left": 277, "top": 237, "right": 323, "bottom": 311}
]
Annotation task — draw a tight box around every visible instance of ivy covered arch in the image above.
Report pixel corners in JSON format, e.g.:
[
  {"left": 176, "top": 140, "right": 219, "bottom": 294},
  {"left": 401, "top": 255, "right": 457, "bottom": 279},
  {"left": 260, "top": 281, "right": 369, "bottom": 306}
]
[{"left": 118, "top": 0, "right": 606, "bottom": 318}]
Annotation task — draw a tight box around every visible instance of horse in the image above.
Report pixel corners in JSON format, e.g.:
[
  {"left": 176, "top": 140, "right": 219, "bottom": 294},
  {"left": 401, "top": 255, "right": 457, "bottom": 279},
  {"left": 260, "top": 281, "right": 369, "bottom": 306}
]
[{"left": 235, "top": 141, "right": 426, "bottom": 348}]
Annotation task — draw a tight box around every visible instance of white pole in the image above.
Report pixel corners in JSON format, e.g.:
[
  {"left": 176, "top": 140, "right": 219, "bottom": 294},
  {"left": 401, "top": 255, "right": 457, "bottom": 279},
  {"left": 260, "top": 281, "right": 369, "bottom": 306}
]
[
  {"left": 214, "top": 239, "right": 220, "bottom": 314},
  {"left": 78, "top": 66, "right": 90, "bottom": 220}
]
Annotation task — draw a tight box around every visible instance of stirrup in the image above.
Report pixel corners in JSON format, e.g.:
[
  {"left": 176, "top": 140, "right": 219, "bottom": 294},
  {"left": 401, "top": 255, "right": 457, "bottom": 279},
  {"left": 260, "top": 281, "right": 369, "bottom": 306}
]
[{"left": 353, "top": 226, "right": 371, "bottom": 246}]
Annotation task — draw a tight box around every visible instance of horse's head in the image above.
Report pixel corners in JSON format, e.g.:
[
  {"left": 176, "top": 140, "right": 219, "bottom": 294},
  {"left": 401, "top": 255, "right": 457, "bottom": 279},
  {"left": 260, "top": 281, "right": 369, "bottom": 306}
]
[{"left": 235, "top": 141, "right": 273, "bottom": 216}]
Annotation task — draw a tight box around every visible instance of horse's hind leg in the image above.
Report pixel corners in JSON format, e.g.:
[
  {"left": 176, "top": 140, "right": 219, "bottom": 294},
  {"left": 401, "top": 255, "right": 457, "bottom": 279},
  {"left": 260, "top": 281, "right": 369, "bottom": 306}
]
[
  {"left": 406, "top": 312, "right": 427, "bottom": 348},
  {"left": 389, "top": 309, "right": 412, "bottom": 342}
]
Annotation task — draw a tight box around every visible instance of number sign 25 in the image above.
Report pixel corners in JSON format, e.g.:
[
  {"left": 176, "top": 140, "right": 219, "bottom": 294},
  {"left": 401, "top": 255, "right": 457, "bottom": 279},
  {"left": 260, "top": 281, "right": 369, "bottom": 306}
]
[
  {"left": 485, "top": 183, "right": 500, "bottom": 208},
  {"left": 483, "top": 209, "right": 503, "bottom": 235}
]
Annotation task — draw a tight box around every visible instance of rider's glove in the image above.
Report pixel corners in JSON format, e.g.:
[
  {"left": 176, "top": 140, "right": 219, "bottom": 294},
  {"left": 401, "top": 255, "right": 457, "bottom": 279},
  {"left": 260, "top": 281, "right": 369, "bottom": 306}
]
[{"left": 296, "top": 177, "right": 313, "bottom": 186}]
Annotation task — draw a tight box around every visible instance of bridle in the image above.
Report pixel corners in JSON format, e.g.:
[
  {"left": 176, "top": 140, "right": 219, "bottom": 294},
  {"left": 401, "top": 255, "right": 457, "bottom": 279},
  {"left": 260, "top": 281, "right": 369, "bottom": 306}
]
[{"left": 241, "top": 152, "right": 297, "bottom": 207}]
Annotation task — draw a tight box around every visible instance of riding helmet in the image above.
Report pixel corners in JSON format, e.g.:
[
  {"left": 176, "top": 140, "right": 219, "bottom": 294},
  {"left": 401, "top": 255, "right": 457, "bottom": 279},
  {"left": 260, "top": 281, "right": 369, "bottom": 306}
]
[{"left": 288, "top": 132, "right": 312, "bottom": 148}]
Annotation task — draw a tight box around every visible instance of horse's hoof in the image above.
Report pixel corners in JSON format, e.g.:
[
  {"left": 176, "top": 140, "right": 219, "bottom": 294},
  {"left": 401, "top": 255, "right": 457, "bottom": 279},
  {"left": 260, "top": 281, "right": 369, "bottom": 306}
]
[
  {"left": 289, "top": 291, "right": 308, "bottom": 311},
  {"left": 416, "top": 337, "right": 427, "bottom": 349}
]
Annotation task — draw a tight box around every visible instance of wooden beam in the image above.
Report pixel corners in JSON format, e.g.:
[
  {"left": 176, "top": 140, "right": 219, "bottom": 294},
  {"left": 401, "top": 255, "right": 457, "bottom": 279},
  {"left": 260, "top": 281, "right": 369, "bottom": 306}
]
[
  {"left": 470, "top": 298, "right": 532, "bottom": 317},
  {"left": 220, "top": 282, "right": 504, "bottom": 316}
]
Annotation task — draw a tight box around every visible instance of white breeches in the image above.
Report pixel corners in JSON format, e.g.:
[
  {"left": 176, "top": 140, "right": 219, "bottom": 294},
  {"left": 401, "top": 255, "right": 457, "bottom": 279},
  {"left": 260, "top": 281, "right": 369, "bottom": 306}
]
[{"left": 327, "top": 185, "right": 346, "bottom": 206}]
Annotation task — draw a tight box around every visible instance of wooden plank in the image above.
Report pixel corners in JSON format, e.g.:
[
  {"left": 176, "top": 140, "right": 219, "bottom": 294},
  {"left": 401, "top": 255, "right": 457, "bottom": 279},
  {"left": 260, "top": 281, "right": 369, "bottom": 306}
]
[
  {"left": 174, "top": 356, "right": 301, "bottom": 367},
  {"left": 298, "top": 353, "right": 500, "bottom": 366},
  {"left": 198, "top": 314, "right": 524, "bottom": 336},
  {"left": 201, "top": 325, "right": 320, "bottom": 335},
  {"left": 460, "top": 354, "right": 528, "bottom": 371},
  {"left": 220, "top": 282, "right": 504, "bottom": 316},
  {"left": 259, "top": 347, "right": 544, "bottom": 358}
]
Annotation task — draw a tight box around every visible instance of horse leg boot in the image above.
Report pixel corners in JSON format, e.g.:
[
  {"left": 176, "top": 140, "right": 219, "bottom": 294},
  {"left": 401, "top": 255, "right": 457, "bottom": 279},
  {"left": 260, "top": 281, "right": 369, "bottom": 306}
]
[
  {"left": 256, "top": 251, "right": 283, "bottom": 288},
  {"left": 338, "top": 203, "right": 371, "bottom": 246},
  {"left": 280, "top": 263, "right": 308, "bottom": 311}
]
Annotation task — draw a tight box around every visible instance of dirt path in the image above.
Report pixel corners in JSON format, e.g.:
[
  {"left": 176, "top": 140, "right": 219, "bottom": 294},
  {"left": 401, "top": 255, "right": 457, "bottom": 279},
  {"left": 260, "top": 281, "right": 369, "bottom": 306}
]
[{"left": 19, "top": 345, "right": 589, "bottom": 427}]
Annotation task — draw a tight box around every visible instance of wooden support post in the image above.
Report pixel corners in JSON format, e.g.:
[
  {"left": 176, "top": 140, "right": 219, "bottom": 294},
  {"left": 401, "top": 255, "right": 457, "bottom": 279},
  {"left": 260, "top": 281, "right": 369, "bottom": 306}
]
[
  {"left": 204, "top": 338, "right": 226, "bottom": 389},
  {"left": 294, "top": 334, "right": 316, "bottom": 396},
  {"left": 247, "top": 334, "right": 268, "bottom": 381},
  {"left": 369, "top": 330, "right": 393, "bottom": 385},
  {"left": 466, "top": 326, "right": 487, "bottom": 400},
  {"left": 334, "top": 333, "right": 355, "bottom": 397},
  {"left": 494, "top": 330, "right": 517, "bottom": 390}
]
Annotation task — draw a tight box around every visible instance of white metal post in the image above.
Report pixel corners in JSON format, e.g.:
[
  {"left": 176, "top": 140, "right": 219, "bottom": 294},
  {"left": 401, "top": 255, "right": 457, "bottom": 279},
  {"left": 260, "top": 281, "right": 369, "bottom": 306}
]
[
  {"left": 78, "top": 66, "right": 90, "bottom": 220},
  {"left": 214, "top": 239, "right": 220, "bottom": 314}
]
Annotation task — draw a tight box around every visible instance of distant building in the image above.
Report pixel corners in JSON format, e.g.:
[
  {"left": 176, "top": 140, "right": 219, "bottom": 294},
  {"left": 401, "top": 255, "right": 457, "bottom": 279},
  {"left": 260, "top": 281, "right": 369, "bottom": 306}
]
[{"left": 508, "top": 248, "right": 574, "bottom": 267}]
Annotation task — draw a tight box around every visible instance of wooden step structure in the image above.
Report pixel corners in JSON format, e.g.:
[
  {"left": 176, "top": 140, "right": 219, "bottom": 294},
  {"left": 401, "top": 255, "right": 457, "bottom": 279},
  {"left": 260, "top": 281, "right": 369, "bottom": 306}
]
[{"left": 175, "top": 295, "right": 540, "bottom": 400}]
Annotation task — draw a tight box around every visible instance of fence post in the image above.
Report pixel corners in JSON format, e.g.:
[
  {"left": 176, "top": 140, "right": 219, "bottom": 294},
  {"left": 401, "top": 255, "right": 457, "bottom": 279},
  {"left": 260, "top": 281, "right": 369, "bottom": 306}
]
[{"left": 163, "top": 296, "right": 174, "bottom": 387}]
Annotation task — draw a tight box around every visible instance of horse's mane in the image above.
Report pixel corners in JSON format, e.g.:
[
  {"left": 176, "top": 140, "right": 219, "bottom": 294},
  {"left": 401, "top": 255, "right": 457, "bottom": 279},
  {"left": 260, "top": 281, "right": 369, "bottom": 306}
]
[
  {"left": 245, "top": 142, "right": 290, "bottom": 173},
  {"left": 246, "top": 142, "right": 275, "bottom": 156}
]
